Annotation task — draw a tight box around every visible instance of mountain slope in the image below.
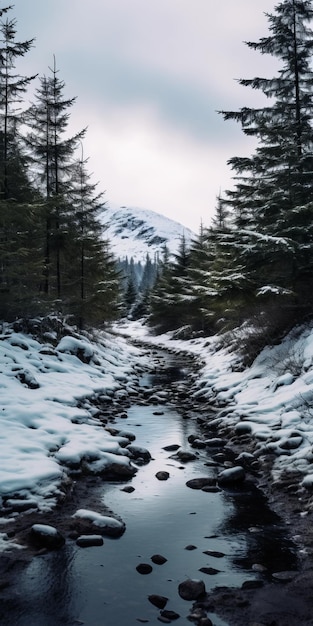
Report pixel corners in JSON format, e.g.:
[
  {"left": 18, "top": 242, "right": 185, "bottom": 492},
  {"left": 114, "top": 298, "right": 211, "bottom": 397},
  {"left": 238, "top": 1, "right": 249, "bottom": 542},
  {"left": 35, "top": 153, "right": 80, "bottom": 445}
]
[{"left": 100, "top": 205, "right": 194, "bottom": 263}]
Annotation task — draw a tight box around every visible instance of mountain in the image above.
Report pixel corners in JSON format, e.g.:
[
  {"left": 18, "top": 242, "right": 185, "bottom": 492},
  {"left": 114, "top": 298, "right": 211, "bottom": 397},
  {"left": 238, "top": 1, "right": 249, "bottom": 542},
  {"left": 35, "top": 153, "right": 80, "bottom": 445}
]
[{"left": 100, "top": 205, "right": 194, "bottom": 263}]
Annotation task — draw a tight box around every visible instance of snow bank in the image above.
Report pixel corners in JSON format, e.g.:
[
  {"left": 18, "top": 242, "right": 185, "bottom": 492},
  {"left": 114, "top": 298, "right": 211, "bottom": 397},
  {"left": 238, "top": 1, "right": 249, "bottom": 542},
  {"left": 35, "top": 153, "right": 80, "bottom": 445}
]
[
  {"left": 0, "top": 324, "right": 147, "bottom": 515},
  {"left": 119, "top": 319, "right": 313, "bottom": 499}
]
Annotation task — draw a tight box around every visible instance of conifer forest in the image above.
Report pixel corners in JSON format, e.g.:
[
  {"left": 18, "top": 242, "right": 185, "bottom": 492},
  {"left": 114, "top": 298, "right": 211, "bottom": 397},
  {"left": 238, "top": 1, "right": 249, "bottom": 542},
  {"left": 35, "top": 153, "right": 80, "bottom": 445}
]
[{"left": 2, "top": 0, "right": 313, "bottom": 353}]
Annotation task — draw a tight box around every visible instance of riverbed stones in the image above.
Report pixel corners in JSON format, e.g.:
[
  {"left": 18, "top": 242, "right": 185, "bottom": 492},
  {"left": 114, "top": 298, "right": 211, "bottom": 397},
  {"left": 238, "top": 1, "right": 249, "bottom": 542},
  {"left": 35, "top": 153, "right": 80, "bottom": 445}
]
[
  {"left": 178, "top": 578, "right": 206, "bottom": 600},
  {"left": 30, "top": 524, "right": 65, "bottom": 550},
  {"left": 163, "top": 444, "right": 180, "bottom": 452},
  {"left": 156, "top": 471, "right": 170, "bottom": 481},
  {"left": 76, "top": 534, "right": 104, "bottom": 547},
  {"left": 120, "top": 485, "right": 135, "bottom": 493},
  {"left": 171, "top": 450, "right": 197, "bottom": 462},
  {"left": 136, "top": 563, "right": 153, "bottom": 574},
  {"left": 160, "top": 609, "right": 180, "bottom": 620},
  {"left": 217, "top": 465, "right": 246, "bottom": 487},
  {"left": 199, "top": 566, "right": 220, "bottom": 575},
  {"left": 126, "top": 444, "right": 151, "bottom": 462},
  {"left": 148, "top": 594, "right": 168, "bottom": 609},
  {"left": 186, "top": 477, "right": 216, "bottom": 490},
  {"left": 151, "top": 554, "right": 167, "bottom": 564}
]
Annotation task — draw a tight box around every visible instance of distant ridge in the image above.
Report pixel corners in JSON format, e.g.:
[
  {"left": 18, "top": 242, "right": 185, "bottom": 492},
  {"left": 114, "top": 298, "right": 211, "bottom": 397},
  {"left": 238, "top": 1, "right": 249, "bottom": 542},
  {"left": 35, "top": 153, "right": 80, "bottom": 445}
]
[{"left": 100, "top": 205, "right": 194, "bottom": 263}]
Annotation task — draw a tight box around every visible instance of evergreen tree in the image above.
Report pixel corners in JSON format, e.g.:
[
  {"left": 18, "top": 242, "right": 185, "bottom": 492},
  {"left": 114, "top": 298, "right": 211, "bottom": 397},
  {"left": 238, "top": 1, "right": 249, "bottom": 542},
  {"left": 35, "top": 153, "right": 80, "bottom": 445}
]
[
  {"left": 26, "top": 58, "right": 86, "bottom": 301},
  {"left": 219, "top": 0, "right": 313, "bottom": 314},
  {"left": 0, "top": 8, "right": 42, "bottom": 318}
]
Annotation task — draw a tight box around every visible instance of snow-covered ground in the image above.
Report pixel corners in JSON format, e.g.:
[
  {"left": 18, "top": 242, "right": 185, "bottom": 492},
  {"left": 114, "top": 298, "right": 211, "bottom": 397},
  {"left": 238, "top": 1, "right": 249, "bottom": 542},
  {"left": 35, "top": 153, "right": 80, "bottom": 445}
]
[
  {"left": 2, "top": 315, "right": 313, "bottom": 552},
  {"left": 120, "top": 319, "right": 313, "bottom": 500},
  {"left": 0, "top": 319, "right": 149, "bottom": 524}
]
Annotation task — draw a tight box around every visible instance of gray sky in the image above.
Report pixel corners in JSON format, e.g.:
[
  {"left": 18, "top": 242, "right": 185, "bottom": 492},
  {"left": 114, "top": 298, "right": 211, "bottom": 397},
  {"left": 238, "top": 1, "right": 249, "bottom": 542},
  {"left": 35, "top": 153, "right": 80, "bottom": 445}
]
[{"left": 12, "top": 0, "right": 277, "bottom": 232}]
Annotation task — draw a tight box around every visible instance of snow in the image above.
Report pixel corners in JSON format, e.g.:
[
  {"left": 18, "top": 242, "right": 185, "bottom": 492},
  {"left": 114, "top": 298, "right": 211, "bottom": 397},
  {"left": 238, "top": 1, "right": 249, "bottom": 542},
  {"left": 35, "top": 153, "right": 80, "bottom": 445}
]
[
  {"left": 100, "top": 204, "right": 194, "bottom": 263},
  {"left": 0, "top": 322, "right": 148, "bottom": 527},
  {"left": 3, "top": 312, "right": 313, "bottom": 551},
  {"left": 118, "top": 318, "right": 313, "bottom": 499}
]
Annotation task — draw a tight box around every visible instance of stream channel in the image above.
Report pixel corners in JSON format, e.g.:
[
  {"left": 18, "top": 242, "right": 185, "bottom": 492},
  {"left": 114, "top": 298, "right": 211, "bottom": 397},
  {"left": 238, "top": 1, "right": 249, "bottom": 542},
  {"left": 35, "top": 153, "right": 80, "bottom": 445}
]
[{"left": 3, "top": 353, "right": 297, "bottom": 626}]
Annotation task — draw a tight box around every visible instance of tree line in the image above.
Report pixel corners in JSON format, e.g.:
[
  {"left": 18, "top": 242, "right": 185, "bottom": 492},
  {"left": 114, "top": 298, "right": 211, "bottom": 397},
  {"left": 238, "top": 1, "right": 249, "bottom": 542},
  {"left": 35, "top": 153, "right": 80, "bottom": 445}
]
[
  {"left": 0, "top": 5, "right": 120, "bottom": 327},
  {"left": 148, "top": 0, "right": 313, "bottom": 358}
]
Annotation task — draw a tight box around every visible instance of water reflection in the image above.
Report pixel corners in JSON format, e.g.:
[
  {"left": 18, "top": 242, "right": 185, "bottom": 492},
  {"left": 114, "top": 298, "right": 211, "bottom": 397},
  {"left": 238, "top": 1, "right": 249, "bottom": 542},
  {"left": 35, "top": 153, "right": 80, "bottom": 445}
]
[
  {"left": 218, "top": 486, "right": 297, "bottom": 574},
  {"left": 0, "top": 359, "right": 297, "bottom": 626}
]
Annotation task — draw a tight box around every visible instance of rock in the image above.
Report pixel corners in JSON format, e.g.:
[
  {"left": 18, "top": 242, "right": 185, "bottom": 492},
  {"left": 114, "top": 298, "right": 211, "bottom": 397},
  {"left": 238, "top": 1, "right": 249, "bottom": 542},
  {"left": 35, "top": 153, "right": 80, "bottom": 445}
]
[
  {"left": 191, "top": 438, "right": 207, "bottom": 449},
  {"left": 121, "top": 485, "right": 135, "bottom": 493},
  {"left": 205, "top": 438, "right": 226, "bottom": 447},
  {"left": 117, "top": 430, "right": 136, "bottom": 441},
  {"left": 186, "top": 477, "right": 216, "bottom": 490},
  {"left": 199, "top": 567, "right": 220, "bottom": 575},
  {"left": 30, "top": 524, "right": 65, "bottom": 550},
  {"left": 126, "top": 444, "right": 151, "bottom": 462},
  {"left": 178, "top": 578, "right": 206, "bottom": 600},
  {"left": 76, "top": 535, "right": 104, "bottom": 547},
  {"left": 160, "top": 609, "right": 180, "bottom": 620},
  {"left": 108, "top": 461, "right": 137, "bottom": 478},
  {"left": 163, "top": 444, "right": 180, "bottom": 452},
  {"left": 171, "top": 450, "right": 197, "bottom": 462},
  {"left": 72, "top": 509, "right": 125, "bottom": 537},
  {"left": 272, "top": 570, "right": 297, "bottom": 582},
  {"left": 185, "top": 544, "right": 197, "bottom": 550},
  {"left": 151, "top": 554, "right": 167, "bottom": 564},
  {"left": 156, "top": 471, "right": 170, "bottom": 481},
  {"left": 136, "top": 563, "right": 153, "bottom": 575},
  {"left": 235, "top": 422, "right": 252, "bottom": 435},
  {"left": 203, "top": 550, "right": 225, "bottom": 558},
  {"left": 148, "top": 594, "right": 168, "bottom": 609},
  {"left": 241, "top": 579, "right": 264, "bottom": 589},
  {"left": 217, "top": 466, "right": 246, "bottom": 487}
]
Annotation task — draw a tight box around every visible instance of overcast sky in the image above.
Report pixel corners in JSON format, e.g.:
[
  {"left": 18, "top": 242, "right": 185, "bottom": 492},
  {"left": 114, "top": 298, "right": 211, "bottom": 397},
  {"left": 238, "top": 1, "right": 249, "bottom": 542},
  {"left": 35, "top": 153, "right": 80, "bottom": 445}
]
[{"left": 12, "top": 0, "right": 278, "bottom": 232}]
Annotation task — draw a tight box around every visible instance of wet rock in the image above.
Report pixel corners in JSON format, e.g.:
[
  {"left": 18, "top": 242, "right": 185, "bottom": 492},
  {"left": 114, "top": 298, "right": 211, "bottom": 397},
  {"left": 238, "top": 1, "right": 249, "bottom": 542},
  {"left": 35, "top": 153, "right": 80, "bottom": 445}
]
[
  {"left": 217, "top": 466, "right": 246, "bottom": 487},
  {"left": 178, "top": 578, "right": 206, "bottom": 600},
  {"left": 205, "top": 438, "right": 226, "bottom": 448},
  {"left": 156, "top": 471, "right": 170, "bottom": 481},
  {"left": 241, "top": 579, "right": 264, "bottom": 589},
  {"left": 160, "top": 609, "right": 180, "bottom": 620},
  {"left": 126, "top": 444, "right": 151, "bottom": 462},
  {"left": 171, "top": 450, "right": 197, "bottom": 462},
  {"left": 72, "top": 509, "right": 125, "bottom": 537},
  {"left": 121, "top": 485, "right": 135, "bottom": 493},
  {"left": 185, "top": 544, "right": 197, "bottom": 550},
  {"left": 117, "top": 430, "right": 136, "bottom": 441},
  {"left": 272, "top": 570, "right": 297, "bottom": 582},
  {"left": 136, "top": 563, "right": 153, "bottom": 574},
  {"left": 186, "top": 478, "right": 216, "bottom": 490},
  {"left": 199, "top": 567, "right": 220, "bottom": 575},
  {"left": 151, "top": 554, "right": 167, "bottom": 564},
  {"left": 107, "top": 461, "right": 137, "bottom": 478},
  {"left": 148, "top": 594, "right": 168, "bottom": 609},
  {"left": 235, "top": 422, "right": 252, "bottom": 435},
  {"left": 76, "top": 535, "right": 104, "bottom": 547},
  {"left": 190, "top": 438, "right": 207, "bottom": 449},
  {"left": 30, "top": 524, "right": 65, "bottom": 550},
  {"left": 203, "top": 550, "right": 225, "bottom": 558},
  {"left": 163, "top": 444, "right": 180, "bottom": 452}
]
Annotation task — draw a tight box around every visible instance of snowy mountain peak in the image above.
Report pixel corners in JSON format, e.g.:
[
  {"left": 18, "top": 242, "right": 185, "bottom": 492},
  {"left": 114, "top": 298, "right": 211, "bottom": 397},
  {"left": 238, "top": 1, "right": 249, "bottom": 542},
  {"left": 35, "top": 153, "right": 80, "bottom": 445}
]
[{"left": 100, "top": 205, "right": 194, "bottom": 263}]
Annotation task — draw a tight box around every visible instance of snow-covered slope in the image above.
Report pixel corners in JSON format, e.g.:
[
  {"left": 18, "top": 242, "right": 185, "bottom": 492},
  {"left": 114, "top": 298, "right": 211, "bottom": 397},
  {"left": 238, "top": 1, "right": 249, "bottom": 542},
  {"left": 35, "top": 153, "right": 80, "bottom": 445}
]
[{"left": 100, "top": 205, "right": 194, "bottom": 263}]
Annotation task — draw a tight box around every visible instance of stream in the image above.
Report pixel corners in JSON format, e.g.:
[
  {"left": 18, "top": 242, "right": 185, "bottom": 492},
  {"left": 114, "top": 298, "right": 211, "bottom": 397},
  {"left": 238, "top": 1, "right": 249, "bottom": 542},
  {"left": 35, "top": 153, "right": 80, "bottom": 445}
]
[{"left": 1, "top": 356, "right": 297, "bottom": 626}]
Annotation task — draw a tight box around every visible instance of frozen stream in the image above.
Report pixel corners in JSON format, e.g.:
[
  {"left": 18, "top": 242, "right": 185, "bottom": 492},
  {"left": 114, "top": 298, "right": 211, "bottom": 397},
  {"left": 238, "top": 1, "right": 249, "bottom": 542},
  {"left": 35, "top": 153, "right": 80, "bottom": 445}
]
[{"left": 2, "top": 363, "right": 297, "bottom": 626}]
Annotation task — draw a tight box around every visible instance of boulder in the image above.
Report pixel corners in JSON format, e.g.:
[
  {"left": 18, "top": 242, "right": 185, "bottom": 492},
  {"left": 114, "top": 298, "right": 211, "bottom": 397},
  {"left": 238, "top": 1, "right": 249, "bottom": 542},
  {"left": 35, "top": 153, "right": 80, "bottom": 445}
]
[
  {"left": 178, "top": 578, "right": 206, "bottom": 601},
  {"left": 30, "top": 524, "right": 65, "bottom": 550},
  {"left": 217, "top": 466, "right": 246, "bottom": 487}
]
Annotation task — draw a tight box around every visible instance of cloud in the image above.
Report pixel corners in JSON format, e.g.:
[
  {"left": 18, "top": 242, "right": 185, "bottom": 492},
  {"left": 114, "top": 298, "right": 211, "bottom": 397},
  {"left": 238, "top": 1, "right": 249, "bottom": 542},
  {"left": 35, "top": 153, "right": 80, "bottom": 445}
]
[
  {"left": 71, "top": 102, "right": 256, "bottom": 231},
  {"left": 12, "top": 0, "right": 277, "bottom": 230}
]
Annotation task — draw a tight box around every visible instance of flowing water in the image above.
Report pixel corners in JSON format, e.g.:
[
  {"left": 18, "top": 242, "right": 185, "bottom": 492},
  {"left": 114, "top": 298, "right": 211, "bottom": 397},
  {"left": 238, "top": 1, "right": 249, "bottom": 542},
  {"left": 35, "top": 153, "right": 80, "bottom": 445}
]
[{"left": 1, "top": 363, "right": 297, "bottom": 626}]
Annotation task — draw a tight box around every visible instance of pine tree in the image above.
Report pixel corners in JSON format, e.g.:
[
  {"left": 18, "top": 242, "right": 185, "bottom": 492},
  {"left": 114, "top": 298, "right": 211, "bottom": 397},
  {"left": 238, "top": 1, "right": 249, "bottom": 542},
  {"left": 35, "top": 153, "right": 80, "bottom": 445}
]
[
  {"left": 26, "top": 58, "right": 86, "bottom": 301},
  {"left": 219, "top": 0, "right": 313, "bottom": 314},
  {"left": 0, "top": 8, "right": 42, "bottom": 318}
]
